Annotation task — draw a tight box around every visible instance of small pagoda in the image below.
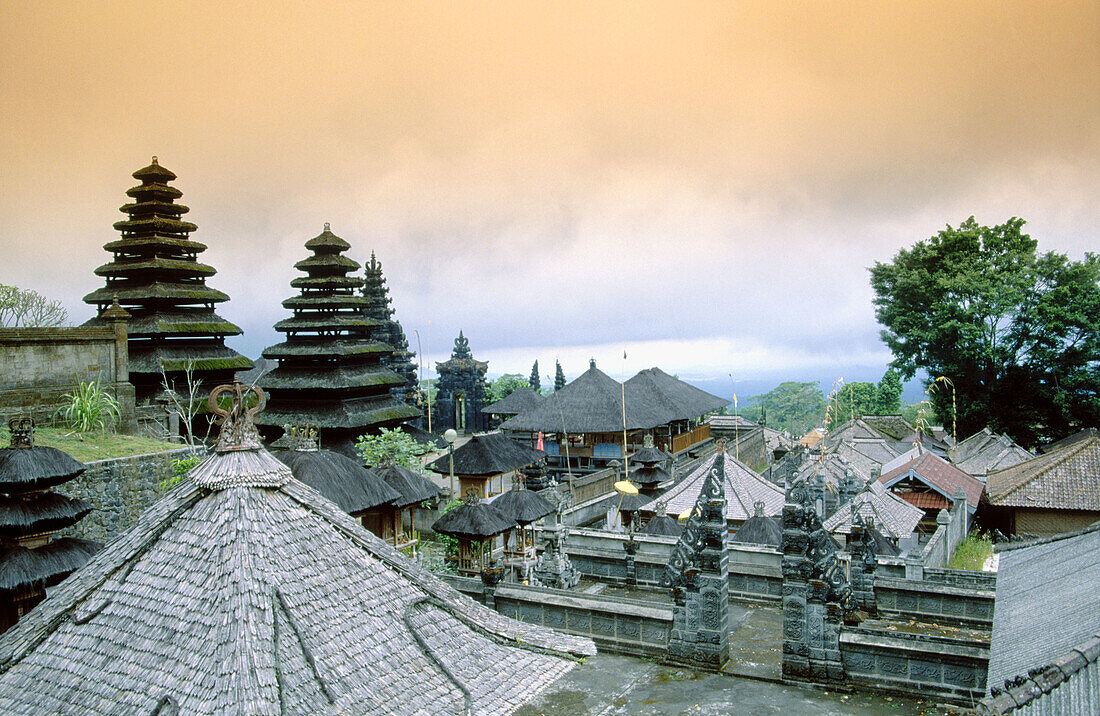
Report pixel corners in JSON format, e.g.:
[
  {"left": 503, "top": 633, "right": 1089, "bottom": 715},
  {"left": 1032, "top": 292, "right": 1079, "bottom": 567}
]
[
  {"left": 256, "top": 224, "right": 420, "bottom": 455},
  {"left": 0, "top": 419, "right": 98, "bottom": 632},
  {"left": 83, "top": 157, "right": 251, "bottom": 403},
  {"left": 362, "top": 252, "right": 422, "bottom": 408},
  {"left": 435, "top": 331, "right": 489, "bottom": 433}
]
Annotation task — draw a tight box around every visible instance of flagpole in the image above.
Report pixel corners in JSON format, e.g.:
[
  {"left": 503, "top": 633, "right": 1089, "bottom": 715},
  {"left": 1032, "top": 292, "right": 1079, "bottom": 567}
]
[{"left": 621, "top": 349, "right": 628, "bottom": 475}]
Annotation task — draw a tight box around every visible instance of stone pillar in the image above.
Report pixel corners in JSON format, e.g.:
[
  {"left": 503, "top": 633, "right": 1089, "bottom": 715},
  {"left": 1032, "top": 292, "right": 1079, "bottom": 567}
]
[
  {"left": 481, "top": 559, "right": 504, "bottom": 610},
  {"left": 781, "top": 470, "right": 849, "bottom": 684},
  {"left": 623, "top": 533, "right": 638, "bottom": 586},
  {"left": 848, "top": 514, "right": 877, "bottom": 615},
  {"left": 101, "top": 298, "right": 137, "bottom": 433},
  {"left": 663, "top": 450, "right": 730, "bottom": 671}
]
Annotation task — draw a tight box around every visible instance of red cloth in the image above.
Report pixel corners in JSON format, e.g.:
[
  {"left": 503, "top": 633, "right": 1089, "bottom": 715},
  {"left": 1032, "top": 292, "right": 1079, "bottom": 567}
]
[{"left": 536, "top": 431, "right": 544, "bottom": 451}]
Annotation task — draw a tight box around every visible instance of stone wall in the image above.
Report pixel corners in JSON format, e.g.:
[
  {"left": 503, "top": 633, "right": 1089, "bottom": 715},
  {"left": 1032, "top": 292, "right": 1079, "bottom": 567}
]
[
  {"left": 840, "top": 626, "right": 989, "bottom": 702},
  {"left": 58, "top": 448, "right": 198, "bottom": 544},
  {"left": 873, "top": 576, "right": 995, "bottom": 627},
  {"left": 442, "top": 575, "right": 672, "bottom": 658},
  {"left": 0, "top": 326, "right": 135, "bottom": 429}
]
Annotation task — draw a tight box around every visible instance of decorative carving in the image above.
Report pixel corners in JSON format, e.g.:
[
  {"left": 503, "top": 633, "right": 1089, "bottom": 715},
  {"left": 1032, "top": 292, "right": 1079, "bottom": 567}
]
[
  {"left": 208, "top": 380, "right": 266, "bottom": 453},
  {"left": 8, "top": 417, "right": 34, "bottom": 449}
]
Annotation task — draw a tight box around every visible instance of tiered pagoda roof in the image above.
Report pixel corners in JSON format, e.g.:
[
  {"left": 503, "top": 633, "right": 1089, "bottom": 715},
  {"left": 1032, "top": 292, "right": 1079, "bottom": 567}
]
[
  {"left": 362, "top": 252, "right": 421, "bottom": 406},
  {"left": 0, "top": 419, "right": 98, "bottom": 632},
  {"left": 83, "top": 157, "right": 251, "bottom": 400},
  {"left": 257, "top": 225, "right": 419, "bottom": 454}
]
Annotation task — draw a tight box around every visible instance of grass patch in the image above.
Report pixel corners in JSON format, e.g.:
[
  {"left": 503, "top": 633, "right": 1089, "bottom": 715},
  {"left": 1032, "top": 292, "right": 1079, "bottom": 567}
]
[
  {"left": 948, "top": 532, "right": 993, "bottom": 571},
  {"left": 0, "top": 425, "right": 185, "bottom": 463}
]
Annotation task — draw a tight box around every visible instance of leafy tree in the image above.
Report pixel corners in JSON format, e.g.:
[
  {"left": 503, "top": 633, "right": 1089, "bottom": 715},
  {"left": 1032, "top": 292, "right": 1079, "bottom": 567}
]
[
  {"left": 529, "top": 361, "right": 541, "bottom": 392},
  {"left": 826, "top": 382, "right": 877, "bottom": 429},
  {"left": 747, "top": 381, "right": 826, "bottom": 436},
  {"left": 870, "top": 217, "right": 1100, "bottom": 446},
  {"left": 0, "top": 284, "right": 68, "bottom": 327},
  {"left": 875, "top": 367, "right": 903, "bottom": 414},
  {"left": 554, "top": 360, "right": 566, "bottom": 391},
  {"left": 486, "top": 374, "right": 530, "bottom": 404},
  {"left": 356, "top": 427, "right": 428, "bottom": 471}
]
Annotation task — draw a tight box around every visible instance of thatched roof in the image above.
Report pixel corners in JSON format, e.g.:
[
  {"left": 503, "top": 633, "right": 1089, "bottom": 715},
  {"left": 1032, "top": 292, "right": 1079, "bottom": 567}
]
[
  {"left": 275, "top": 448, "right": 401, "bottom": 515},
  {"left": 0, "top": 383, "right": 593, "bottom": 715},
  {"left": 0, "top": 538, "right": 99, "bottom": 595},
  {"left": 366, "top": 463, "right": 442, "bottom": 508},
  {"left": 432, "top": 498, "right": 515, "bottom": 540},
  {"left": 0, "top": 447, "right": 85, "bottom": 492},
  {"left": 623, "top": 367, "right": 729, "bottom": 422},
  {"left": 732, "top": 507, "right": 783, "bottom": 547},
  {"left": 0, "top": 493, "right": 92, "bottom": 537},
  {"left": 629, "top": 464, "right": 669, "bottom": 488},
  {"left": 630, "top": 445, "right": 670, "bottom": 465},
  {"left": 640, "top": 514, "right": 681, "bottom": 536},
  {"left": 425, "top": 432, "right": 544, "bottom": 476},
  {"left": 488, "top": 488, "right": 555, "bottom": 525},
  {"left": 647, "top": 449, "right": 784, "bottom": 522},
  {"left": 500, "top": 366, "right": 667, "bottom": 433},
  {"left": 399, "top": 424, "right": 448, "bottom": 450},
  {"left": 482, "top": 388, "right": 544, "bottom": 416}
]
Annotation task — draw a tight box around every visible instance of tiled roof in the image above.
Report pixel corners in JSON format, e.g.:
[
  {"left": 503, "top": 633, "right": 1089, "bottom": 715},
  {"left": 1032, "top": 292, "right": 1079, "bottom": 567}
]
[
  {"left": 985, "top": 523, "right": 1100, "bottom": 708},
  {"left": 823, "top": 481, "right": 923, "bottom": 539},
  {"left": 879, "top": 452, "right": 985, "bottom": 510},
  {"left": 899, "top": 491, "right": 949, "bottom": 510},
  {"left": 646, "top": 450, "right": 784, "bottom": 522},
  {"left": 985, "top": 433, "right": 1100, "bottom": 511},
  {"left": 822, "top": 418, "right": 887, "bottom": 450}
]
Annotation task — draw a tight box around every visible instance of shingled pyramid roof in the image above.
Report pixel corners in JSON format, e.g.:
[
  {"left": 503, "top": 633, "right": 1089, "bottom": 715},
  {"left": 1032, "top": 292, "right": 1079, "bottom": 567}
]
[
  {"left": 0, "top": 383, "right": 593, "bottom": 715},
  {"left": 647, "top": 449, "right": 784, "bottom": 522}
]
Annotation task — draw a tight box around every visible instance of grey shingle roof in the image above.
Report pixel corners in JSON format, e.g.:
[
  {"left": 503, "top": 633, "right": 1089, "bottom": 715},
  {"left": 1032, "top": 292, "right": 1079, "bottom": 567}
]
[
  {"left": 860, "top": 415, "right": 915, "bottom": 441},
  {"left": 646, "top": 450, "right": 783, "bottom": 522},
  {"left": 0, "top": 398, "right": 593, "bottom": 714},
  {"left": 950, "top": 428, "right": 1033, "bottom": 478},
  {"left": 985, "top": 432, "right": 1100, "bottom": 511},
  {"left": 822, "top": 481, "right": 923, "bottom": 540},
  {"left": 985, "top": 522, "right": 1100, "bottom": 705}
]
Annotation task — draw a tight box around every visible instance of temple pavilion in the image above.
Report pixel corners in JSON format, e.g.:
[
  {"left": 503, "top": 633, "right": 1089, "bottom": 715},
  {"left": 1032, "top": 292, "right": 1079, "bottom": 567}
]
[
  {"left": 256, "top": 224, "right": 420, "bottom": 455},
  {"left": 434, "top": 332, "right": 490, "bottom": 433},
  {"left": 0, "top": 382, "right": 594, "bottom": 715},
  {"left": 83, "top": 158, "right": 252, "bottom": 403},
  {"left": 361, "top": 252, "right": 421, "bottom": 408}
]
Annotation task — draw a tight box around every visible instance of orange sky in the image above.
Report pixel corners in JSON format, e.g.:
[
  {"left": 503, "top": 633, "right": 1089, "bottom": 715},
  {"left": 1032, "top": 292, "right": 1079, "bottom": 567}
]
[{"left": 1, "top": 2, "right": 1097, "bottom": 382}]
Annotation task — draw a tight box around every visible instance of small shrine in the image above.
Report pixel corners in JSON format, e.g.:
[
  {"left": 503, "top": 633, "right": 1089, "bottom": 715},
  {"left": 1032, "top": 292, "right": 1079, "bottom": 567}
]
[
  {"left": 256, "top": 224, "right": 420, "bottom": 455},
  {"left": 0, "top": 419, "right": 98, "bottom": 632},
  {"left": 83, "top": 157, "right": 252, "bottom": 404},
  {"left": 434, "top": 331, "right": 489, "bottom": 433}
]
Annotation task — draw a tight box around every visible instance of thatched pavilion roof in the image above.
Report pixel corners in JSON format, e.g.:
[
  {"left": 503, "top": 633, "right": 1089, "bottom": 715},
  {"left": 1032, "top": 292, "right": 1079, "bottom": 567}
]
[
  {"left": 425, "top": 432, "right": 544, "bottom": 476},
  {"left": 365, "top": 463, "right": 442, "bottom": 509},
  {"left": 623, "top": 367, "right": 729, "bottom": 423},
  {"left": 274, "top": 445, "right": 401, "bottom": 515},
  {"left": 646, "top": 449, "right": 784, "bottom": 522},
  {"left": 732, "top": 504, "right": 783, "bottom": 547},
  {"left": 641, "top": 514, "right": 682, "bottom": 536},
  {"left": 432, "top": 496, "right": 516, "bottom": 541},
  {"left": 482, "top": 388, "right": 544, "bottom": 416},
  {"left": 0, "top": 383, "right": 593, "bottom": 715},
  {"left": 500, "top": 366, "right": 668, "bottom": 433},
  {"left": 488, "top": 486, "right": 555, "bottom": 525}
]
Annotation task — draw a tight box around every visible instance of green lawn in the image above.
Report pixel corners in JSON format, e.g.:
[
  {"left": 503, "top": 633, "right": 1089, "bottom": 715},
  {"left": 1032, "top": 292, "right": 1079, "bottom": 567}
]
[
  {"left": 947, "top": 532, "right": 994, "bottom": 571},
  {"left": 0, "top": 425, "right": 185, "bottom": 463}
]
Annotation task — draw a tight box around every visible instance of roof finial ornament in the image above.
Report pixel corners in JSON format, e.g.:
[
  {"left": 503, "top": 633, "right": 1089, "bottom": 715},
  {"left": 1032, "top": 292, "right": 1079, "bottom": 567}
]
[
  {"left": 291, "top": 422, "right": 319, "bottom": 452},
  {"left": 716, "top": 437, "right": 728, "bottom": 452},
  {"left": 151, "top": 155, "right": 158, "bottom": 165},
  {"left": 208, "top": 380, "right": 266, "bottom": 453},
  {"left": 8, "top": 417, "right": 34, "bottom": 449},
  {"left": 463, "top": 487, "right": 482, "bottom": 505},
  {"left": 324, "top": 222, "right": 330, "bottom": 231},
  {"left": 754, "top": 500, "right": 766, "bottom": 517}
]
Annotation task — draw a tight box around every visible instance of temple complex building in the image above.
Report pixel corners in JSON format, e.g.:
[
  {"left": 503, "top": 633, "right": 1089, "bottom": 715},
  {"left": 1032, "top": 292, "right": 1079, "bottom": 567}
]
[
  {"left": 434, "top": 331, "right": 490, "bottom": 433},
  {"left": 83, "top": 157, "right": 252, "bottom": 404},
  {"left": 256, "top": 224, "right": 419, "bottom": 455}
]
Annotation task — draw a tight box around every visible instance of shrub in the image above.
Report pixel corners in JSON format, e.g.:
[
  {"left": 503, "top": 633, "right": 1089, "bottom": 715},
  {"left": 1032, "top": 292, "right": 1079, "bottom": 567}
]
[
  {"left": 57, "top": 381, "right": 121, "bottom": 433},
  {"left": 157, "top": 455, "right": 204, "bottom": 491}
]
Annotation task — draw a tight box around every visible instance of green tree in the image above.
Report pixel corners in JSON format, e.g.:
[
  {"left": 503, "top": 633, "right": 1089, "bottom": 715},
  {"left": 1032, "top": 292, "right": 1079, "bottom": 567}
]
[
  {"left": 554, "top": 360, "right": 566, "bottom": 391},
  {"left": 529, "top": 361, "right": 541, "bottom": 392},
  {"left": 356, "top": 427, "right": 428, "bottom": 471},
  {"left": 870, "top": 217, "right": 1100, "bottom": 446},
  {"left": 486, "top": 374, "right": 530, "bottom": 404},
  {"left": 875, "top": 367, "right": 903, "bottom": 414},
  {"left": 748, "top": 381, "right": 826, "bottom": 436},
  {"left": 826, "top": 382, "right": 877, "bottom": 429}
]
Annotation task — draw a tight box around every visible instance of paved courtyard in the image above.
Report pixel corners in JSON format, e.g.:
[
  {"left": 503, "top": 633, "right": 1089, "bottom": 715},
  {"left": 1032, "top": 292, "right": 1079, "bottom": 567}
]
[{"left": 515, "top": 653, "right": 950, "bottom": 715}]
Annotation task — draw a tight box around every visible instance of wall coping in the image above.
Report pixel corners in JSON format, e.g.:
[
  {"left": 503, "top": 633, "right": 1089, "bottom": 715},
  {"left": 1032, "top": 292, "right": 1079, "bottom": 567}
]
[
  {"left": 495, "top": 584, "right": 674, "bottom": 621},
  {"left": 841, "top": 628, "right": 990, "bottom": 660},
  {"left": 876, "top": 576, "right": 995, "bottom": 600},
  {"left": 0, "top": 327, "right": 116, "bottom": 343},
  {"left": 83, "top": 446, "right": 201, "bottom": 467}
]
